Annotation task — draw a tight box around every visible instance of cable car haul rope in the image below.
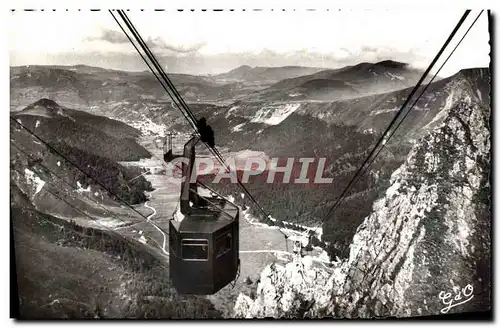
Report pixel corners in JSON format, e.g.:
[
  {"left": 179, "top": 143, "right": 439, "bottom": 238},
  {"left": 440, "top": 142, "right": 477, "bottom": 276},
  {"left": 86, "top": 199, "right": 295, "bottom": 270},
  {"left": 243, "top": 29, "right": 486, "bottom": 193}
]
[
  {"left": 320, "top": 10, "right": 481, "bottom": 223},
  {"left": 311, "top": 10, "right": 484, "bottom": 283},
  {"left": 109, "top": 10, "right": 286, "bottom": 235},
  {"left": 108, "top": 9, "right": 293, "bottom": 294}
]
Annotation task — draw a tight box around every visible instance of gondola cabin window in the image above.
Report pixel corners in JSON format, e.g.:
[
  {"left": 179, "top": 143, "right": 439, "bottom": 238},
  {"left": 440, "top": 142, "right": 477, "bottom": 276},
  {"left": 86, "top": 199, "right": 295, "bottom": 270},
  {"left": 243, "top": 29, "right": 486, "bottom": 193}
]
[
  {"left": 215, "top": 232, "right": 232, "bottom": 258},
  {"left": 181, "top": 239, "right": 209, "bottom": 261}
]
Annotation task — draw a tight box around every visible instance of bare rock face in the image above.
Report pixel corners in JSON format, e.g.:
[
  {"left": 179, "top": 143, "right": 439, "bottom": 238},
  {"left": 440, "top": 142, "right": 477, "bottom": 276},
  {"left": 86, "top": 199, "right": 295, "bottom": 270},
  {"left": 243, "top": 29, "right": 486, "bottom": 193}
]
[
  {"left": 233, "top": 257, "right": 344, "bottom": 318},
  {"left": 233, "top": 69, "right": 491, "bottom": 318},
  {"left": 331, "top": 94, "right": 491, "bottom": 318}
]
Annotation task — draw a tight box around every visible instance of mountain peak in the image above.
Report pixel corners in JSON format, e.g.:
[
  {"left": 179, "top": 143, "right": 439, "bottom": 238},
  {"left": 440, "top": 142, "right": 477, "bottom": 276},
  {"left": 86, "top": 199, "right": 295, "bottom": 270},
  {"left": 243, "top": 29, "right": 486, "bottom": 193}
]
[
  {"left": 232, "top": 65, "right": 252, "bottom": 72},
  {"left": 20, "top": 98, "right": 64, "bottom": 117},
  {"left": 27, "top": 98, "right": 61, "bottom": 109},
  {"left": 348, "top": 60, "right": 409, "bottom": 72},
  {"left": 374, "top": 60, "right": 409, "bottom": 68},
  {"left": 458, "top": 67, "right": 490, "bottom": 79}
]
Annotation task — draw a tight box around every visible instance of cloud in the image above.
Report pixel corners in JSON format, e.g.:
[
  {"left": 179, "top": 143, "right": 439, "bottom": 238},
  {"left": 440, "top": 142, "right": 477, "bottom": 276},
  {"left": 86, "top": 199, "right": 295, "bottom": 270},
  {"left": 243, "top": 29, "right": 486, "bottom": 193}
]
[
  {"left": 145, "top": 36, "right": 206, "bottom": 54},
  {"left": 86, "top": 29, "right": 129, "bottom": 44},
  {"left": 86, "top": 28, "right": 206, "bottom": 54}
]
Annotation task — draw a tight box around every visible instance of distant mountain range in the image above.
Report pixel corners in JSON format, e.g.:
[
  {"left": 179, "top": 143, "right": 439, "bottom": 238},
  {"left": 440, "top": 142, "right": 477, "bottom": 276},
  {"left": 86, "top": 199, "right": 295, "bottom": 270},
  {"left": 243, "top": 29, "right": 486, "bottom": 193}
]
[
  {"left": 214, "top": 65, "right": 326, "bottom": 83},
  {"left": 10, "top": 60, "right": 423, "bottom": 110},
  {"left": 245, "top": 60, "right": 425, "bottom": 101}
]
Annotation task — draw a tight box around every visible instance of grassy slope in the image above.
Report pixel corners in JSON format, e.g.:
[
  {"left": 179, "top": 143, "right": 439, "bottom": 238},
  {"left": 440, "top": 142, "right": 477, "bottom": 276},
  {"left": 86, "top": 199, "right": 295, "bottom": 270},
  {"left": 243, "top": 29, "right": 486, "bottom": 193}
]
[
  {"left": 12, "top": 111, "right": 151, "bottom": 162},
  {"left": 12, "top": 203, "right": 222, "bottom": 319}
]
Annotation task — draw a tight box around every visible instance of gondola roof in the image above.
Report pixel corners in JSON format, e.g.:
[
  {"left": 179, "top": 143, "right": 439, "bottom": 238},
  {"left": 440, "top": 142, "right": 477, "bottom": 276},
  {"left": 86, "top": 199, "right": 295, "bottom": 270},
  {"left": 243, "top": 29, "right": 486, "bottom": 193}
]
[{"left": 171, "top": 200, "right": 238, "bottom": 234}]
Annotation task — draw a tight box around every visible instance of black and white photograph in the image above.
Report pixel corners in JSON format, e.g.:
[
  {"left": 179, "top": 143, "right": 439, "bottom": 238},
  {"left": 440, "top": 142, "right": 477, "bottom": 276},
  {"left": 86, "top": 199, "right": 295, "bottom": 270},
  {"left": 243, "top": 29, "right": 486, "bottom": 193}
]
[{"left": 8, "top": 7, "right": 492, "bottom": 320}]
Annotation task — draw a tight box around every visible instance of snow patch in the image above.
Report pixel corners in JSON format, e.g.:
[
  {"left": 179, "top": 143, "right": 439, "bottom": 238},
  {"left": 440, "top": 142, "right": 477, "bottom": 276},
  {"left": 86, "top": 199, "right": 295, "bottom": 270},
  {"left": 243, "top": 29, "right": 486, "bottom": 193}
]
[
  {"left": 24, "top": 168, "right": 45, "bottom": 195},
  {"left": 251, "top": 103, "right": 301, "bottom": 125},
  {"left": 386, "top": 72, "right": 405, "bottom": 81},
  {"left": 226, "top": 105, "right": 240, "bottom": 118},
  {"left": 232, "top": 123, "right": 246, "bottom": 132},
  {"left": 370, "top": 107, "right": 399, "bottom": 116},
  {"left": 35, "top": 120, "right": 40, "bottom": 128},
  {"left": 76, "top": 181, "right": 91, "bottom": 193},
  {"left": 98, "top": 218, "right": 125, "bottom": 228}
]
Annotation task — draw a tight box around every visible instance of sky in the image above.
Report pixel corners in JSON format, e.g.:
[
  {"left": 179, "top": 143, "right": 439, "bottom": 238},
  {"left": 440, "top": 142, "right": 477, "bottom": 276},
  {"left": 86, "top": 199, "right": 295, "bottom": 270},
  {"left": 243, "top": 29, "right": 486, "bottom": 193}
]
[{"left": 8, "top": 9, "right": 490, "bottom": 76}]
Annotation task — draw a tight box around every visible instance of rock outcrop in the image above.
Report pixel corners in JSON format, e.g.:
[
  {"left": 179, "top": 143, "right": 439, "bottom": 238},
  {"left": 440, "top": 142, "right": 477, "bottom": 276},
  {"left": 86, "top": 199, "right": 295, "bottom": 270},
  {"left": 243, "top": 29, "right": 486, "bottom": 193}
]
[{"left": 233, "top": 256, "right": 344, "bottom": 318}]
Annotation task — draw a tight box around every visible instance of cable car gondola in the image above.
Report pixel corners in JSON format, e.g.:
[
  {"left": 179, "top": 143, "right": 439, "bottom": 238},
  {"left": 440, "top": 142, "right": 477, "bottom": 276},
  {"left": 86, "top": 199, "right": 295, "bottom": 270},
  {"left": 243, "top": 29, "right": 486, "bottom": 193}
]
[{"left": 164, "top": 129, "right": 240, "bottom": 295}]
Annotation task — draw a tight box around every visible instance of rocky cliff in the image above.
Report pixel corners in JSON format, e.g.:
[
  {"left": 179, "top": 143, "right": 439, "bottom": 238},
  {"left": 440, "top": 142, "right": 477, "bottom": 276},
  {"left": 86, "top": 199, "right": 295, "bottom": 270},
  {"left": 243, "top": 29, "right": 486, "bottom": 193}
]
[{"left": 233, "top": 71, "right": 491, "bottom": 318}]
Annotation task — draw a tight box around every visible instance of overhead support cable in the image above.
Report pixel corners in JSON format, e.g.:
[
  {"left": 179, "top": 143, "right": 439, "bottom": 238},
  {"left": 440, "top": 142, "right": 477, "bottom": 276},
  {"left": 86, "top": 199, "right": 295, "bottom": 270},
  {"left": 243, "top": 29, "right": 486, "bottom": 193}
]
[
  {"left": 320, "top": 10, "right": 472, "bottom": 223},
  {"left": 110, "top": 10, "right": 289, "bottom": 238}
]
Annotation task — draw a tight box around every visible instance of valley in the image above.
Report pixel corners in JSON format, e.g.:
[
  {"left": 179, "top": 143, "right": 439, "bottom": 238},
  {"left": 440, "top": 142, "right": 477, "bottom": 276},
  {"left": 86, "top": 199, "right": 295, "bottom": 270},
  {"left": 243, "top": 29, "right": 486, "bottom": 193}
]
[
  {"left": 119, "top": 134, "right": 329, "bottom": 317},
  {"left": 10, "top": 62, "right": 491, "bottom": 318}
]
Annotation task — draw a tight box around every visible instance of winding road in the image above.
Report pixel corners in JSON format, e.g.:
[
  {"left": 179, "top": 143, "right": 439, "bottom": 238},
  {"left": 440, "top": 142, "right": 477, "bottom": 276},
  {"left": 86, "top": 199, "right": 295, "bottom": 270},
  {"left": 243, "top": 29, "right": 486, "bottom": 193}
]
[
  {"left": 140, "top": 192, "right": 329, "bottom": 264},
  {"left": 144, "top": 191, "right": 169, "bottom": 256}
]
